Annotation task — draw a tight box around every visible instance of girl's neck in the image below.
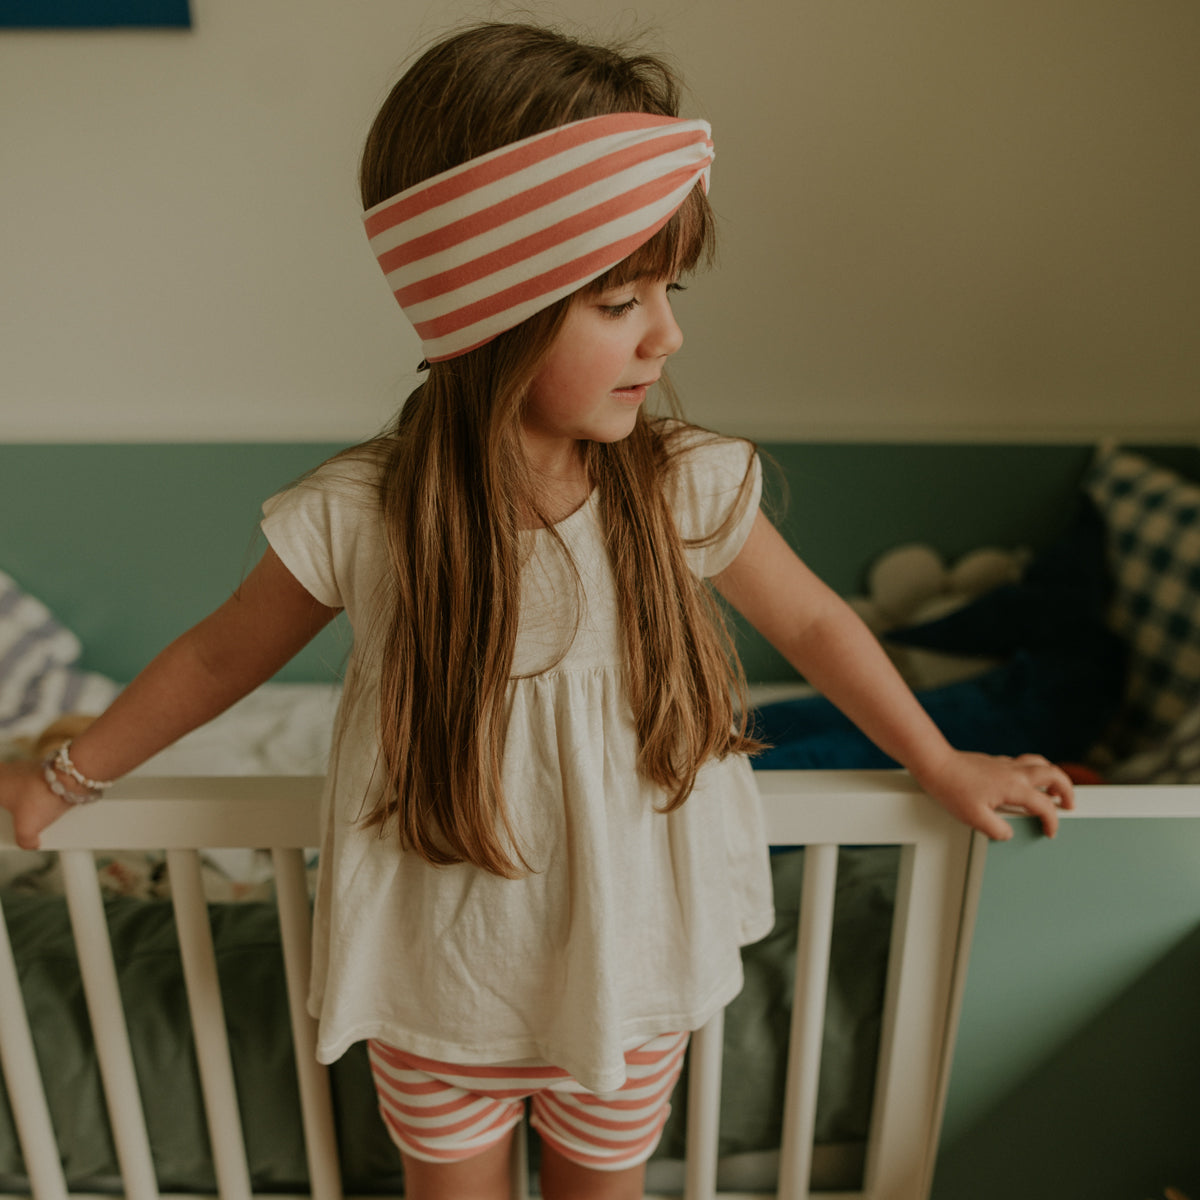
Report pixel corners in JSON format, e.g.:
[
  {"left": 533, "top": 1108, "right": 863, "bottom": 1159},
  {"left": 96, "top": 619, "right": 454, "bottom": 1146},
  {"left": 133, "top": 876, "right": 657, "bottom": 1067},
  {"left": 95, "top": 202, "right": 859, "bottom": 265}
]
[{"left": 519, "top": 435, "right": 592, "bottom": 529}]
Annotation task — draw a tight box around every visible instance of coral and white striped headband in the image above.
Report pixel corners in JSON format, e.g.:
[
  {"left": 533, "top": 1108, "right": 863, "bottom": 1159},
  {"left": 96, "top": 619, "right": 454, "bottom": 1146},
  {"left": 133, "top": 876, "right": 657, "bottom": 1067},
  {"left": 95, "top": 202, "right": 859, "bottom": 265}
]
[{"left": 362, "top": 113, "right": 713, "bottom": 363}]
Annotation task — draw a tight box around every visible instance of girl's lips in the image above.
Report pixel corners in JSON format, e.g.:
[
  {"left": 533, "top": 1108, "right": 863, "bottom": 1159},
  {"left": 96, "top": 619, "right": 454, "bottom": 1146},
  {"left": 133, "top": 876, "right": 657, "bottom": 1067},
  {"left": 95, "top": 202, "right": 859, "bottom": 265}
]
[
  {"left": 612, "top": 385, "right": 649, "bottom": 403},
  {"left": 612, "top": 378, "right": 659, "bottom": 400}
]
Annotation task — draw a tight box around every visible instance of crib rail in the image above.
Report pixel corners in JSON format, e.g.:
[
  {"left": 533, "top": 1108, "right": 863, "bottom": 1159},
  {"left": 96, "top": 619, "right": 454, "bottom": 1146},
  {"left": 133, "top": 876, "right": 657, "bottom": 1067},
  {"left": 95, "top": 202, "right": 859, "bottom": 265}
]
[{"left": 6, "top": 774, "right": 1191, "bottom": 1200}]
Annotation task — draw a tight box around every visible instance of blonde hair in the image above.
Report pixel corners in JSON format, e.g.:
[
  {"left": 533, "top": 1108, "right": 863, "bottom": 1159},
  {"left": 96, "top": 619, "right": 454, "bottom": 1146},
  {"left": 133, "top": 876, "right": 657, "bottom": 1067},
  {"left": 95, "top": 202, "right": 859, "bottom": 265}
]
[{"left": 354, "top": 23, "right": 759, "bottom": 876}]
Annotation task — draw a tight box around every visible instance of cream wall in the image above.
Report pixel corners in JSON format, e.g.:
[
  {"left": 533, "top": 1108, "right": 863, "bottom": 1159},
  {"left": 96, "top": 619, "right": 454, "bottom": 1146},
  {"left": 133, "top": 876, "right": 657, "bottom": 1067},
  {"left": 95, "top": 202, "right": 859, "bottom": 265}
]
[{"left": 2, "top": 0, "right": 1198, "bottom": 443}]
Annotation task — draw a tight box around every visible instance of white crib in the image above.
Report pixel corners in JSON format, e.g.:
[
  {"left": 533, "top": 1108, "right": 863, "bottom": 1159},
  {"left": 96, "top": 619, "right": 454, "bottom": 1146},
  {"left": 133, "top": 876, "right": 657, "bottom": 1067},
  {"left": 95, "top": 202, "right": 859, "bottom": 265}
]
[{"left": 3, "top": 773, "right": 1194, "bottom": 1200}]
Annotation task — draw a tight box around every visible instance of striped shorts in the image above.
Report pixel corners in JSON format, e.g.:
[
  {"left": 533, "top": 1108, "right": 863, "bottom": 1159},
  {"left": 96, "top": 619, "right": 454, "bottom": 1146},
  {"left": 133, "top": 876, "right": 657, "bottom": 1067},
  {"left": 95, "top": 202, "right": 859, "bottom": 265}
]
[{"left": 367, "top": 1031, "right": 689, "bottom": 1172}]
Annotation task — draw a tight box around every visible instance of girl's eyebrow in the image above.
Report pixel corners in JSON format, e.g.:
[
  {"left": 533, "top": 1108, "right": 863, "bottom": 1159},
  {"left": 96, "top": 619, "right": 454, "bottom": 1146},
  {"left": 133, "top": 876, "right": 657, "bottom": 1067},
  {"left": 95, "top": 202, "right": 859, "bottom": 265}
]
[
  {"left": 584, "top": 267, "right": 682, "bottom": 300},
  {"left": 594, "top": 274, "right": 646, "bottom": 292},
  {"left": 595, "top": 272, "right": 676, "bottom": 293}
]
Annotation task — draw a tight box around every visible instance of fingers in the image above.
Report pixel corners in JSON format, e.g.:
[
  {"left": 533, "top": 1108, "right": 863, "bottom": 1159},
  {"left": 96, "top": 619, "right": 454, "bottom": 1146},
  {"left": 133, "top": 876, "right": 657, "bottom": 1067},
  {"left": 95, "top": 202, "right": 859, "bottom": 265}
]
[
  {"left": 975, "top": 808, "right": 1014, "bottom": 842},
  {"left": 1010, "top": 787, "right": 1062, "bottom": 839},
  {"left": 0, "top": 764, "right": 62, "bottom": 851},
  {"left": 0, "top": 807, "right": 40, "bottom": 851},
  {"left": 926, "top": 750, "right": 1084, "bottom": 841},
  {"left": 2, "top": 803, "right": 43, "bottom": 850},
  {"left": 1024, "top": 757, "right": 1077, "bottom": 813},
  {"left": 1025, "top": 758, "right": 1076, "bottom": 810},
  {"left": 941, "top": 753, "right": 1078, "bottom": 841},
  {"left": 15, "top": 826, "right": 41, "bottom": 852},
  {"left": 1001, "top": 758, "right": 1076, "bottom": 837}
]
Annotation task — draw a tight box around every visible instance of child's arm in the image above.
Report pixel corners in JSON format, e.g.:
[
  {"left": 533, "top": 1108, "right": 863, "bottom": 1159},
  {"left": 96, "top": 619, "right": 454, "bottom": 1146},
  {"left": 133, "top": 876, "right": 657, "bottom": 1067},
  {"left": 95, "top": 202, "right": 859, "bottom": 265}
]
[
  {"left": 0, "top": 548, "right": 340, "bottom": 850},
  {"left": 714, "top": 512, "right": 1074, "bottom": 839}
]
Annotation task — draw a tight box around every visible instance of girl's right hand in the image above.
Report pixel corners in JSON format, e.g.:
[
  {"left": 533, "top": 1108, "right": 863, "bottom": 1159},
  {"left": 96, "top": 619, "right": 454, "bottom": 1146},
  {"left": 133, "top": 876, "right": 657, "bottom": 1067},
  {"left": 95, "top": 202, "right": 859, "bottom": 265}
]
[
  {"left": 0, "top": 761, "right": 72, "bottom": 850},
  {"left": 912, "top": 748, "right": 1075, "bottom": 840}
]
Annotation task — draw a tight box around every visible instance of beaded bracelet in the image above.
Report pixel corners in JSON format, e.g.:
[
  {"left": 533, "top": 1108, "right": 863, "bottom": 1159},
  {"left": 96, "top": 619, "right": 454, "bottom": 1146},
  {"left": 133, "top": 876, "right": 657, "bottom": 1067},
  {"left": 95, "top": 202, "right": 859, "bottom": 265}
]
[
  {"left": 53, "top": 740, "right": 117, "bottom": 792},
  {"left": 41, "top": 759, "right": 100, "bottom": 806},
  {"left": 39, "top": 739, "right": 115, "bottom": 806}
]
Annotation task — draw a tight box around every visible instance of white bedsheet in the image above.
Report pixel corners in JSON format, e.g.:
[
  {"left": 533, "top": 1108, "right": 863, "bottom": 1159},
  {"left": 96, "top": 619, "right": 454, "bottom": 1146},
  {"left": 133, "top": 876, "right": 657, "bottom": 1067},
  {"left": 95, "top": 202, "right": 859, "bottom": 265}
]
[
  {"left": 133, "top": 681, "right": 340, "bottom": 778},
  {"left": 1, "top": 681, "right": 341, "bottom": 893}
]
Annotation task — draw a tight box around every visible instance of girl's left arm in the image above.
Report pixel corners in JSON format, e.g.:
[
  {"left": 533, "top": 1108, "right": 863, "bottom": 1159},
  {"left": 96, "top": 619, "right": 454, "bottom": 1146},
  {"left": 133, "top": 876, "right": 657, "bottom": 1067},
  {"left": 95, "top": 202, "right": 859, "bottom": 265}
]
[{"left": 713, "top": 512, "right": 1074, "bottom": 839}]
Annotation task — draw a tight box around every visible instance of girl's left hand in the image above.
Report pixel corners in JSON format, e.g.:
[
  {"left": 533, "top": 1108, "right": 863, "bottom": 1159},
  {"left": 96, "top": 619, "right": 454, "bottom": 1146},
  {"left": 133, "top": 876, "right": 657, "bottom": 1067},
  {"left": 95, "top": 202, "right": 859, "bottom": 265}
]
[
  {"left": 0, "top": 760, "right": 73, "bottom": 851},
  {"left": 913, "top": 750, "right": 1075, "bottom": 840}
]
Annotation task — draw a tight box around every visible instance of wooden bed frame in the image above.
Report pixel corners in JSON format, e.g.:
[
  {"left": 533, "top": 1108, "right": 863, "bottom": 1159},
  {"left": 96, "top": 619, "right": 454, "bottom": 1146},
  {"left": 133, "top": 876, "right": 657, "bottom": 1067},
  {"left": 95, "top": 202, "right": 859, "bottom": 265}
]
[{"left": 5, "top": 771, "right": 1196, "bottom": 1200}]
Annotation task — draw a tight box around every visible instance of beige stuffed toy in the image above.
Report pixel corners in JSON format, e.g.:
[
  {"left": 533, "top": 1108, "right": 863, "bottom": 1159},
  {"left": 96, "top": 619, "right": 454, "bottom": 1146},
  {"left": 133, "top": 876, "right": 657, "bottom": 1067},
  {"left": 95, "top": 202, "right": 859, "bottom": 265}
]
[
  {"left": 10, "top": 713, "right": 97, "bottom": 762},
  {"left": 848, "top": 542, "right": 1031, "bottom": 691}
]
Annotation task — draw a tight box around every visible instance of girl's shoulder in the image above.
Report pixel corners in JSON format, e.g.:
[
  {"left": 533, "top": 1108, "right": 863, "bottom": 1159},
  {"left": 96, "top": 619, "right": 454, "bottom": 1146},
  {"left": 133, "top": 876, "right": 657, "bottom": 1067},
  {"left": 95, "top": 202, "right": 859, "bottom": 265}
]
[
  {"left": 651, "top": 417, "right": 758, "bottom": 496},
  {"left": 259, "top": 443, "right": 392, "bottom": 612},
  {"left": 263, "top": 442, "right": 388, "bottom": 515},
  {"left": 650, "top": 418, "right": 761, "bottom": 576}
]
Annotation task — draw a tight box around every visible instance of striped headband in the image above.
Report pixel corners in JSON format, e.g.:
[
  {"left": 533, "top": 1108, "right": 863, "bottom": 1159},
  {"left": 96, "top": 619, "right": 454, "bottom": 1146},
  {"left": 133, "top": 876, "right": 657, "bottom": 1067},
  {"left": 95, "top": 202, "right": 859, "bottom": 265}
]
[{"left": 362, "top": 113, "right": 714, "bottom": 362}]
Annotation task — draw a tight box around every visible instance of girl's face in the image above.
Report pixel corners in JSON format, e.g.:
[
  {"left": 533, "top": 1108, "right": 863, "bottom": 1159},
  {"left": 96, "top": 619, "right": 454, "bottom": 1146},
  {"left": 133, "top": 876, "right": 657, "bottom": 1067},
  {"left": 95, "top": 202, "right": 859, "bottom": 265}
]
[{"left": 521, "top": 276, "right": 685, "bottom": 469}]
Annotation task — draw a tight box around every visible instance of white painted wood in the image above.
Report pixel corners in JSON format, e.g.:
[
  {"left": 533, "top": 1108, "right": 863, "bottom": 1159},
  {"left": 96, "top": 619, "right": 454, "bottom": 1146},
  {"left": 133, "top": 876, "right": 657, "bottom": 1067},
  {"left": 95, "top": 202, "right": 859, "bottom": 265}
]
[
  {"left": 34, "top": 777, "right": 326, "bottom": 852},
  {"left": 0, "top": 892, "right": 68, "bottom": 1200},
  {"left": 4, "top": 775, "right": 1196, "bottom": 1200},
  {"left": 272, "top": 848, "right": 343, "bottom": 1200},
  {"left": 167, "top": 849, "right": 253, "bottom": 1200},
  {"left": 685, "top": 1010, "right": 725, "bottom": 1200},
  {"left": 922, "top": 830, "right": 990, "bottom": 1200},
  {"left": 58, "top": 849, "right": 159, "bottom": 1200},
  {"left": 18, "top": 776, "right": 1200, "bottom": 855},
  {"left": 759, "top": 776, "right": 979, "bottom": 1200},
  {"left": 777, "top": 843, "right": 839, "bottom": 1200},
  {"left": 1056, "top": 785, "right": 1200, "bottom": 818},
  {"left": 861, "top": 833, "right": 972, "bottom": 1197},
  {"left": 509, "top": 1117, "right": 529, "bottom": 1199}
]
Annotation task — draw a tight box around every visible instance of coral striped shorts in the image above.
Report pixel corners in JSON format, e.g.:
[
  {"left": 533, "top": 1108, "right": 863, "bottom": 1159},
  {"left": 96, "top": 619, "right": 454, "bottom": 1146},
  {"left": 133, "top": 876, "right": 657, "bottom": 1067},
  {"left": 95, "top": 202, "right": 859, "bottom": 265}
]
[{"left": 367, "top": 1031, "right": 689, "bottom": 1171}]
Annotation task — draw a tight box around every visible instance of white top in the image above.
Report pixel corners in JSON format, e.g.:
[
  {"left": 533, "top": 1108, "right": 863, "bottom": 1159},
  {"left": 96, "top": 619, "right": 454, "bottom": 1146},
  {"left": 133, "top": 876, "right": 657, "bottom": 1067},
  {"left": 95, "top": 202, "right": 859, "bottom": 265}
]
[{"left": 261, "top": 426, "right": 774, "bottom": 1094}]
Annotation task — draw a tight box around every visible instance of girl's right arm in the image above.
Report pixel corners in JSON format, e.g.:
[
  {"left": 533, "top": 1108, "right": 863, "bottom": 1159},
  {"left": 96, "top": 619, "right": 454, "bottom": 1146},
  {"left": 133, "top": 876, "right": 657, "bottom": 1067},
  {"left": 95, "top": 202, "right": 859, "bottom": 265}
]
[
  {"left": 0, "top": 548, "right": 340, "bottom": 850},
  {"left": 714, "top": 512, "right": 1073, "bottom": 839}
]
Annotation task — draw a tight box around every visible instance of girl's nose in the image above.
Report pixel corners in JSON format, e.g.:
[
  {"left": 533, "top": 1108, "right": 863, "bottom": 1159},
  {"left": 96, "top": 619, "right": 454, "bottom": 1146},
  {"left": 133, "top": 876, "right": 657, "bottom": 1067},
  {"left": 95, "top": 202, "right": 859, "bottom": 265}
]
[{"left": 643, "top": 297, "right": 684, "bottom": 360}]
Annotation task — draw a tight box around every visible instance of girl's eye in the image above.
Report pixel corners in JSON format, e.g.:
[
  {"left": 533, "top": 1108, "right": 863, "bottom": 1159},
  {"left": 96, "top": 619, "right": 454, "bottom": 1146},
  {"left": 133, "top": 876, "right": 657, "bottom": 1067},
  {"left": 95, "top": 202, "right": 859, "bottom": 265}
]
[
  {"left": 599, "top": 298, "right": 638, "bottom": 319},
  {"left": 598, "top": 282, "right": 685, "bottom": 318}
]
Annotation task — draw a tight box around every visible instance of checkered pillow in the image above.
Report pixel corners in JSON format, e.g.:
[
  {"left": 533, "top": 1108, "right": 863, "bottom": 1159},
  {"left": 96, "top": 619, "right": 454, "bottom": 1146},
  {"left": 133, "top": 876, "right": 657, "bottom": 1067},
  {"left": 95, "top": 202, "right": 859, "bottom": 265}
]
[
  {"left": 1084, "top": 447, "right": 1200, "bottom": 758},
  {"left": 1109, "top": 698, "right": 1200, "bottom": 784}
]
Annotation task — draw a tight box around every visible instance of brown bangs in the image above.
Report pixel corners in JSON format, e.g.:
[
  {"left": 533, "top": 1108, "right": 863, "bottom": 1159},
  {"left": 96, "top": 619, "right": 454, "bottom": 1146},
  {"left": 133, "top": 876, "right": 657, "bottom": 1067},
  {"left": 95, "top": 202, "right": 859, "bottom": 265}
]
[{"left": 584, "top": 182, "right": 715, "bottom": 293}]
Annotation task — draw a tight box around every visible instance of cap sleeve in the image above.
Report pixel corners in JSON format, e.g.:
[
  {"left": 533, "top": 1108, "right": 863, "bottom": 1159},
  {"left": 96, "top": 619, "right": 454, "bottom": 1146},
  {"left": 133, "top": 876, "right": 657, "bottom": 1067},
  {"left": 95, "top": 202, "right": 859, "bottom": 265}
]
[
  {"left": 669, "top": 430, "right": 762, "bottom": 578},
  {"left": 260, "top": 458, "right": 380, "bottom": 610}
]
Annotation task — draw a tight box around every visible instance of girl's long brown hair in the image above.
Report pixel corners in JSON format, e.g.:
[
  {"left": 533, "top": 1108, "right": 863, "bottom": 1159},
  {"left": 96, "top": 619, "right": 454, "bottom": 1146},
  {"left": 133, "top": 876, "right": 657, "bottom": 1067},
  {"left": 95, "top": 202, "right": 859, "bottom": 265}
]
[{"left": 355, "top": 23, "right": 759, "bottom": 877}]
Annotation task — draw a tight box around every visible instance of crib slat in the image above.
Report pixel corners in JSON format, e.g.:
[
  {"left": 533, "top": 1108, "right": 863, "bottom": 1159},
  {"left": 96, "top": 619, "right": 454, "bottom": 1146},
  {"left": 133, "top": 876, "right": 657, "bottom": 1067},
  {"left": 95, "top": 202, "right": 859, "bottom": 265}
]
[
  {"left": 776, "top": 843, "right": 839, "bottom": 1200},
  {"left": 0, "top": 891, "right": 69, "bottom": 1200},
  {"left": 272, "top": 847, "right": 343, "bottom": 1200},
  {"left": 59, "top": 849, "right": 160, "bottom": 1200},
  {"left": 925, "top": 828, "right": 989, "bottom": 1192},
  {"left": 685, "top": 1009, "right": 724, "bottom": 1200},
  {"left": 509, "top": 1114, "right": 530, "bottom": 1200},
  {"left": 167, "top": 849, "right": 253, "bottom": 1200},
  {"left": 863, "top": 830, "right": 969, "bottom": 1197}
]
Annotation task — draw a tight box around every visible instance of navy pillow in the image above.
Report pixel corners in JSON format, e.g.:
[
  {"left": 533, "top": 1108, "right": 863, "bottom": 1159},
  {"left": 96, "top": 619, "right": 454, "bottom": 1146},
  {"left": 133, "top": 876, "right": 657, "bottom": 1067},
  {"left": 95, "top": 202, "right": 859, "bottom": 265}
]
[
  {"left": 752, "top": 646, "right": 1125, "bottom": 771},
  {"left": 883, "top": 498, "right": 1111, "bottom": 657},
  {"left": 751, "top": 497, "right": 1127, "bottom": 771}
]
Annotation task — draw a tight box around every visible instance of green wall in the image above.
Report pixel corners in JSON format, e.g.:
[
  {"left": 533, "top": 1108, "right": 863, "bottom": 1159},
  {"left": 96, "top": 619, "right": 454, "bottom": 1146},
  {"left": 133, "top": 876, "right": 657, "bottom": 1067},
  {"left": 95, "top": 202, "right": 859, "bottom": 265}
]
[
  {"left": 0, "top": 443, "right": 350, "bottom": 683},
  {"left": 0, "top": 440, "right": 1108, "bottom": 684}
]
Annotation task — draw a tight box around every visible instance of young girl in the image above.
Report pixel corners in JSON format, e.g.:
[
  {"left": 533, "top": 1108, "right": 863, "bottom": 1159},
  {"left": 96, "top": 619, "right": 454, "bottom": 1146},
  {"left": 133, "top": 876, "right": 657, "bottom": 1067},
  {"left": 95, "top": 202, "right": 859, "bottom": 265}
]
[{"left": 0, "top": 22, "right": 1072, "bottom": 1200}]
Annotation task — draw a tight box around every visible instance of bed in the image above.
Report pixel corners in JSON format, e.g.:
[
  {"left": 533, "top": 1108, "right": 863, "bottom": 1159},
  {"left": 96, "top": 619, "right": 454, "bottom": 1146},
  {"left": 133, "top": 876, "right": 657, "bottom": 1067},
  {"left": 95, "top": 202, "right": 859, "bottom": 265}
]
[{"left": 3, "top": 439, "right": 1200, "bottom": 1200}]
